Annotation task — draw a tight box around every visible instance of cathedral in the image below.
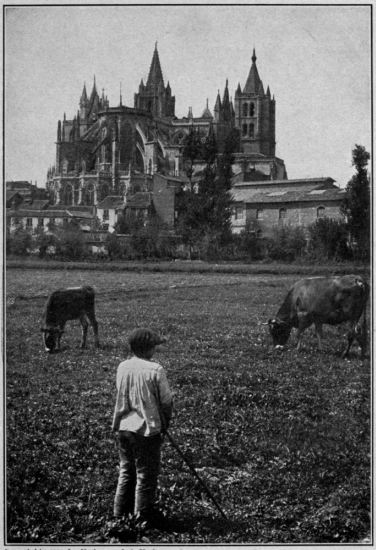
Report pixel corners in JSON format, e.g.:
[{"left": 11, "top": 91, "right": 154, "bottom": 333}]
[
  {"left": 5, "top": 43, "right": 343, "bottom": 244},
  {"left": 46, "top": 44, "right": 288, "bottom": 209}
]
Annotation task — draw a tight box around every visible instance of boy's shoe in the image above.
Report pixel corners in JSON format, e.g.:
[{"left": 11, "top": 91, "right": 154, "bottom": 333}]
[{"left": 136, "top": 509, "right": 170, "bottom": 530}]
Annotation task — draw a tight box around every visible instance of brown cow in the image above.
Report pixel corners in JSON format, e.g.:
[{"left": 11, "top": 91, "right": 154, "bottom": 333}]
[
  {"left": 267, "top": 275, "right": 368, "bottom": 357},
  {"left": 41, "top": 286, "right": 99, "bottom": 353}
]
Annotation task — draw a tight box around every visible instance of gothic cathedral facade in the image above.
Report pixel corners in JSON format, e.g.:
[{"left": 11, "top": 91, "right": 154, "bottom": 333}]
[{"left": 46, "top": 45, "right": 287, "bottom": 207}]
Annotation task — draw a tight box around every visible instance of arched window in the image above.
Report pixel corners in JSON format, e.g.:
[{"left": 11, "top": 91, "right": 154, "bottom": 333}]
[
  {"left": 65, "top": 185, "right": 73, "bottom": 206},
  {"left": 256, "top": 208, "right": 263, "bottom": 220},
  {"left": 249, "top": 123, "right": 254, "bottom": 138},
  {"left": 242, "top": 123, "right": 248, "bottom": 137},
  {"left": 250, "top": 103, "right": 255, "bottom": 116},
  {"left": 279, "top": 208, "right": 287, "bottom": 219},
  {"left": 85, "top": 184, "right": 94, "bottom": 205},
  {"left": 242, "top": 103, "right": 248, "bottom": 117},
  {"left": 317, "top": 206, "right": 325, "bottom": 218}
]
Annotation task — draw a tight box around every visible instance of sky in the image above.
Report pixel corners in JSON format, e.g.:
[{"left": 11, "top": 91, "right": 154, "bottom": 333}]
[{"left": 4, "top": 3, "right": 372, "bottom": 189}]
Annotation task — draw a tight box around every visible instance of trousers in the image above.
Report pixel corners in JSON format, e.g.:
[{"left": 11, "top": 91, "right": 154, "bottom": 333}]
[{"left": 113, "top": 430, "right": 162, "bottom": 518}]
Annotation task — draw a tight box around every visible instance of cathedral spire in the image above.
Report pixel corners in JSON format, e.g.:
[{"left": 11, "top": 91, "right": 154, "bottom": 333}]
[
  {"left": 80, "top": 83, "right": 88, "bottom": 106},
  {"left": 222, "top": 79, "right": 230, "bottom": 108},
  {"left": 202, "top": 98, "right": 212, "bottom": 118},
  {"left": 214, "top": 90, "right": 222, "bottom": 111},
  {"left": 243, "top": 48, "right": 264, "bottom": 95},
  {"left": 146, "top": 42, "right": 164, "bottom": 89}
]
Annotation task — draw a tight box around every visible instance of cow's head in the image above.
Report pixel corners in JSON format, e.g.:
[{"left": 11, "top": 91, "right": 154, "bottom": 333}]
[
  {"left": 267, "top": 318, "right": 291, "bottom": 349},
  {"left": 41, "top": 327, "right": 63, "bottom": 353}
]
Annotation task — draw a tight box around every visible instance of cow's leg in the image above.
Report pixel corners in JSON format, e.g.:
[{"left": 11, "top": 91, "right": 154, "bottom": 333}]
[
  {"left": 342, "top": 328, "right": 354, "bottom": 358},
  {"left": 343, "top": 319, "right": 366, "bottom": 359},
  {"left": 56, "top": 323, "right": 65, "bottom": 351},
  {"left": 314, "top": 323, "right": 324, "bottom": 351},
  {"left": 357, "top": 313, "right": 367, "bottom": 359},
  {"left": 296, "top": 315, "right": 311, "bottom": 351},
  {"left": 87, "top": 311, "right": 100, "bottom": 348},
  {"left": 80, "top": 316, "right": 89, "bottom": 348}
]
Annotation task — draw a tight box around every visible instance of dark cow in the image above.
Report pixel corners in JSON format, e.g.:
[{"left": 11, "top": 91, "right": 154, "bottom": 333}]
[
  {"left": 41, "top": 286, "right": 99, "bottom": 353},
  {"left": 267, "top": 275, "right": 368, "bottom": 357}
]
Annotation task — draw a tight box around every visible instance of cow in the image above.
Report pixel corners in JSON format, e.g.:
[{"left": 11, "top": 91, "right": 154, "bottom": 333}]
[
  {"left": 41, "top": 286, "right": 99, "bottom": 353},
  {"left": 267, "top": 275, "right": 369, "bottom": 358}
]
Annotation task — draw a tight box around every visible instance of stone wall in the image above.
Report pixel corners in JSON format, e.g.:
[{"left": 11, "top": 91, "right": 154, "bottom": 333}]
[{"left": 232, "top": 200, "right": 343, "bottom": 235}]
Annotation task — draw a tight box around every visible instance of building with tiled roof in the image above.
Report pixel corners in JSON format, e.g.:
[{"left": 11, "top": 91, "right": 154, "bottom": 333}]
[
  {"left": 231, "top": 177, "right": 345, "bottom": 236},
  {"left": 7, "top": 201, "right": 96, "bottom": 234}
]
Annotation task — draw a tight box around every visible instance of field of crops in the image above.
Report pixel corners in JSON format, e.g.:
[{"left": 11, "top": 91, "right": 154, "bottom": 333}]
[{"left": 5, "top": 267, "right": 371, "bottom": 543}]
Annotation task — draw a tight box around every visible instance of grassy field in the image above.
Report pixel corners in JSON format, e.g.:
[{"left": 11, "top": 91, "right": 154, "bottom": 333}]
[{"left": 5, "top": 267, "right": 371, "bottom": 543}]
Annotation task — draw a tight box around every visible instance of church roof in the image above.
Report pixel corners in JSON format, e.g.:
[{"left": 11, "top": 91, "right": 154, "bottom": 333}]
[
  {"left": 46, "top": 204, "right": 94, "bottom": 213},
  {"left": 6, "top": 190, "right": 22, "bottom": 202},
  {"left": 6, "top": 180, "right": 33, "bottom": 189},
  {"left": 126, "top": 192, "right": 152, "bottom": 209},
  {"left": 232, "top": 184, "right": 346, "bottom": 204},
  {"left": 233, "top": 177, "right": 335, "bottom": 188},
  {"left": 28, "top": 200, "right": 50, "bottom": 210},
  {"left": 243, "top": 49, "right": 264, "bottom": 95},
  {"left": 146, "top": 43, "right": 164, "bottom": 89},
  {"left": 97, "top": 195, "right": 125, "bottom": 209}
]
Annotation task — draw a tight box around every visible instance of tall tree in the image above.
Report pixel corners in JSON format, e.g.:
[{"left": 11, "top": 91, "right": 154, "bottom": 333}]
[
  {"left": 182, "top": 127, "right": 201, "bottom": 189},
  {"left": 340, "top": 144, "right": 370, "bottom": 261},
  {"left": 176, "top": 128, "right": 237, "bottom": 258}
]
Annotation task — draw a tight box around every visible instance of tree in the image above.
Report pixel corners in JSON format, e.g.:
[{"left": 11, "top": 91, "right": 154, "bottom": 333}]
[
  {"left": 307, "top": 218, "right": 350, "bottom": 261},
  {"left": 182, "top": 127, "right": 201, "bottom": 188},
  {"left": 7, "top": 224, "right": 32, "bottom": 256},
  {"left": 267, "top": 225, "right": 307, "bottom": 262},
  {"left": 176, "top": 128, "right": 236, "bottom": 259},
  {"left": 340, "top": 144, "right": 370, "bottom": 261},
  {"left": 55, "top": 220, "right": 86, "bottom": 259},
  {"left": 106, "top": 232, "right": 123, "bottom": 259},
  {"left": 35, "top": 228, "right": 57, "bottom": 258},
  {"left": 114, "top": 211, "right": 144, "bottom": 234}
]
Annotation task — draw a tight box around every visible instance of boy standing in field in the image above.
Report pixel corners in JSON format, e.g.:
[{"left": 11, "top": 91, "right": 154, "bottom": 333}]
[{"left": 112, "top": 328, "right": 173, "bottom": 527}]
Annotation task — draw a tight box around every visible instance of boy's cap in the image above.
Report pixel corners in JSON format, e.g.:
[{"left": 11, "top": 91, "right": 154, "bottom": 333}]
[{"left": 128, "top": 328, "right": 166, "bottom": 349}]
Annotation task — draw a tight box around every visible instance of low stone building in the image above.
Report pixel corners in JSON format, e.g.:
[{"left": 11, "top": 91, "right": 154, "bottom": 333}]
[
  {"left": 7, "top": 203, "right": 96, "bottom": 233},
  {"left": 231, "top": 177, "right": 345, "bottom": 236}
]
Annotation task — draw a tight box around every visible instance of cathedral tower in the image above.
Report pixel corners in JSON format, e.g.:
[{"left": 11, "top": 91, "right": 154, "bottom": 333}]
[
  {"left": 134, "top": 43, "right": 175, "bottom": 118},
  {"left": 234, "top": 49, "right": 275, "bottom": 156}
]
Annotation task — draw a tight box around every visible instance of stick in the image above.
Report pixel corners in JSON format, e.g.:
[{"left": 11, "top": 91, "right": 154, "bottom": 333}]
[{"left": 165, "top": 430, "right": 228, "bottom": 521}]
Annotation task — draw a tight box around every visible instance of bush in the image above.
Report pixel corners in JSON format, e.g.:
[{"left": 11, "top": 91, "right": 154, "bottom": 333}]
[
  {"left": 307, "top": 218, "right": 350, "bottom": 261},
  {"left": 34, "top": 230, "right": 57, "bottom": 258},
  {"left": 7, "top": 225, "right": 32, "bottom": 256},
  {"left": 106, "top": 233, "right": 123, "bottom": 259},
  {"left": 55, "top": 222, "right": 86, "bottom": 260},
  {"left": 237, "top": 224, "right": 266, "bottom": 261},
  {"left": 267, "top": 225, "right": 307, "bottom": 262}
]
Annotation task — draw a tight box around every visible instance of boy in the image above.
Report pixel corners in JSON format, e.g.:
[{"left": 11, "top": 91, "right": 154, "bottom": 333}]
[{"left": 112, "top": 328, "right": 173, "bottom": 526}]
